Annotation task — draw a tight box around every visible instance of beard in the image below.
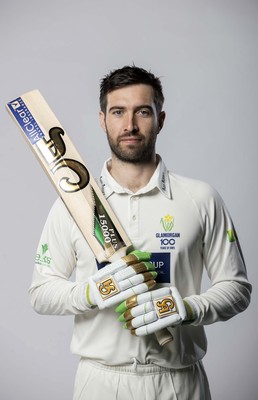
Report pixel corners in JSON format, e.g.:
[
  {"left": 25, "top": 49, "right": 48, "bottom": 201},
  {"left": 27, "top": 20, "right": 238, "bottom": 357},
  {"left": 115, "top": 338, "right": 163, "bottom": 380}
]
[{"left": 106, "top": 129, "right": 158, "bottom": 164}]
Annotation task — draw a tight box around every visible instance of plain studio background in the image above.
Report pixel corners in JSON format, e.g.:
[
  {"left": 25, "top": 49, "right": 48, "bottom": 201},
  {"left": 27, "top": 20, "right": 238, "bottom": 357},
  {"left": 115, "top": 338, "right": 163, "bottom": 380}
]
[{"left": 0, "top": 1, "right": 257, "bottom": 399}]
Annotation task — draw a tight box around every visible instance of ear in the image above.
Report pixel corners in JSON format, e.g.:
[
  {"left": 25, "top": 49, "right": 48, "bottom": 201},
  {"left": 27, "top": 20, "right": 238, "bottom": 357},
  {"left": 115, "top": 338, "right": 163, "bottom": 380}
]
[
  {"left": 99, "top": 111, "right": 107, "bottom": 133},
  {"left": 157, "top": 111, "right": 166, "bottom": 133}
]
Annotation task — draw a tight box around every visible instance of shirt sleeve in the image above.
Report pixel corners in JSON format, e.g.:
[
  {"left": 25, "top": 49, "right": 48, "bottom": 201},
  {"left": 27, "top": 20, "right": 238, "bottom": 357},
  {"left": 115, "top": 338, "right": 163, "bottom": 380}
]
[
  {"left": 29, "top": 198, "right": 93, "bottom": 315},
  {"left": 184, "top": 185, "right": 252, "bottom": 326}
]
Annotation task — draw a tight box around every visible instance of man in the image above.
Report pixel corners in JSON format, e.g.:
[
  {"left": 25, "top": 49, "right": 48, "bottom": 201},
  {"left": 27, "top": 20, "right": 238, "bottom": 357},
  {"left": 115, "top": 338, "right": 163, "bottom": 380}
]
[{"left": 29, "top": 66, "right": 251, "bottom": 399}]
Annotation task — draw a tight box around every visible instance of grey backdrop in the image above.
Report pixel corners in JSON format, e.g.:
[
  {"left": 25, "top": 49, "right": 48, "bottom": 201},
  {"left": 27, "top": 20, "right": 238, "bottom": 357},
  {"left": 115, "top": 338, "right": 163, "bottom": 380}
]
[{"left": 1, "top": 1, "right": 257, "bottom": 399}]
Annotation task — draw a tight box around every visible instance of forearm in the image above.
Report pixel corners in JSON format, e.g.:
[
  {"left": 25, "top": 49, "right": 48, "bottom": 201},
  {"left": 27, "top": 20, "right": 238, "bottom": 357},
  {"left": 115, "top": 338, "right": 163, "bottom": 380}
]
[
  {"left": 29, "top": 277, "right": 91, "bottom": 316},
  {"left": 184, "top": 280, "right": 252, "bottom": 326}
]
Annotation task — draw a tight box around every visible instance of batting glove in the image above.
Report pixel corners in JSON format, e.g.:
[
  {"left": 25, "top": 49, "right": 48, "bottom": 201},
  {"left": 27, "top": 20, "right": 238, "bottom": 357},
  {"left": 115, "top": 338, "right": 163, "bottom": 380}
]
[
  {"left": 115, "top": 286, "right": 193, "bottom": 336},
  {"left": 85, "top": 250, "right": 157, "bottom": 310}
]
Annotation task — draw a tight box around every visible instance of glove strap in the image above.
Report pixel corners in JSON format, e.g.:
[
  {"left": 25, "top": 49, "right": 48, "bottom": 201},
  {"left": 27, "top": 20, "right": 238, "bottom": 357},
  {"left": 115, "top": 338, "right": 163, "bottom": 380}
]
[
  {"left": 85, "top": 283, "right": 96, "bottom": 308},
  {"left": 183, "top": 299, "right": 195, "bottom": 321}
]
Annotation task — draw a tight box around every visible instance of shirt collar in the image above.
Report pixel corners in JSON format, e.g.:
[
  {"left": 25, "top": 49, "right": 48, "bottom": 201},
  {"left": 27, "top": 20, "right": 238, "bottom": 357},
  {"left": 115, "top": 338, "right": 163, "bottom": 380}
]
[{"left": 98, "top": 156, "right": 172, "bottom": 199}]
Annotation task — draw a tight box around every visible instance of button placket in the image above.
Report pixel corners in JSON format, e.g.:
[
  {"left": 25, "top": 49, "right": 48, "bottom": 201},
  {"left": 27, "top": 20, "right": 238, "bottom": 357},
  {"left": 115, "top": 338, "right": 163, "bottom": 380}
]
[{"left": 129, "top": 195, "right": 139, "bottom": 238}]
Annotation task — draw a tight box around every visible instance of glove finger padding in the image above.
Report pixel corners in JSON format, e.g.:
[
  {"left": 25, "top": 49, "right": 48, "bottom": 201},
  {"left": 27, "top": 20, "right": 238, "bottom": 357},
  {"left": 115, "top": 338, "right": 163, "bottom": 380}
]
[
  {"left": 87, "top": 250, "right": 157, "bottom": 309},
  {"left": 116, "top": 286, "right": 187, "bottom": 336}
]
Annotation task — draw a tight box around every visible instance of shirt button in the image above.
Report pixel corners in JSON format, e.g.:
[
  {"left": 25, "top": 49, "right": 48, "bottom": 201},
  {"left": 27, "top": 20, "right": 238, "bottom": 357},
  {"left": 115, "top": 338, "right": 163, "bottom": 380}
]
[{"left": 132, "top": 215, "right": 137, "bottom": 221}]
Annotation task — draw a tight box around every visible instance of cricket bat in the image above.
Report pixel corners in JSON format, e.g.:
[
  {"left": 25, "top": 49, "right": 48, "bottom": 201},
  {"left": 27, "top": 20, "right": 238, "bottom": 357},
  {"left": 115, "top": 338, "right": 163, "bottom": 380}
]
[{"left": 6, "top": 89, "right": 173, "bottom": 346}]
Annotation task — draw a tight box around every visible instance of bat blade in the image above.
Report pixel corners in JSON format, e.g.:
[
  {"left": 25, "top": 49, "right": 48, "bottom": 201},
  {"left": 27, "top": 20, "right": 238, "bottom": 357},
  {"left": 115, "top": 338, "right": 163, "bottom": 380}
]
[
  {"left": 6, "top": 90, "right": 132, "bottom": 263},
  {"left": 6, "top": 89, "right": 173, "bottom": 346}
]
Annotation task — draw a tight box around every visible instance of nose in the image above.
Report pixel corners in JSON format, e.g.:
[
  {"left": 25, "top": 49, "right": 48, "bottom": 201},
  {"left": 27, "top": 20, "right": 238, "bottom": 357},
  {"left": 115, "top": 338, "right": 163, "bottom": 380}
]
[{"left": 124, "top": 113, "right": 138, "bottom": 133}]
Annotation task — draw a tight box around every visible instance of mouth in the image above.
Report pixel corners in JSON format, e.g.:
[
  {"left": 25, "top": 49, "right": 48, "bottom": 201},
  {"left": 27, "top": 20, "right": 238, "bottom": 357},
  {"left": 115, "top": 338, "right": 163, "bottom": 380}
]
[{"left": 119, "top": 135, "right": 143, "bottom": 145}]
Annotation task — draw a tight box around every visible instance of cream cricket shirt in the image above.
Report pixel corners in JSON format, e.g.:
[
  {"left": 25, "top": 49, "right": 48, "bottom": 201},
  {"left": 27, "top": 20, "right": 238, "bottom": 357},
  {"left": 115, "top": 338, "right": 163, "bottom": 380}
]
[{"left": 29, "top": 157, "right": 251, "bottom": 369}]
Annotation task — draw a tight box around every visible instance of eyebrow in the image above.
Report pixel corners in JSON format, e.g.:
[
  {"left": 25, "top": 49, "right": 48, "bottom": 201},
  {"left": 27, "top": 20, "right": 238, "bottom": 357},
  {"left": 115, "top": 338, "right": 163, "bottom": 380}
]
[{"left": 108, "top": 105, "right": 154, "bottom": 113}]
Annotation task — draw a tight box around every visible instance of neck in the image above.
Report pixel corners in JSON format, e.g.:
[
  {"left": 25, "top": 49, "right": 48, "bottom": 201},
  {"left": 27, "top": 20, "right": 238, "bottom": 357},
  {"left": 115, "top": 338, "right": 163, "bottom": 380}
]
[{"left": 107, "top": 155, "right": 159, "bottom": 193}]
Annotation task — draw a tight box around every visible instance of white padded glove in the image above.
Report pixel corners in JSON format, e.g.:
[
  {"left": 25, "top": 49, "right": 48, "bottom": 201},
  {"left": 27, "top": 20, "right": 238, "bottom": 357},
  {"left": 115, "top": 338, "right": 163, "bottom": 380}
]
[
  {"left": 86, "top": 250, "right": 157, "bottom": 310},
  {"left": 116, "top": 286, "right": 189, "bottom": 336}
]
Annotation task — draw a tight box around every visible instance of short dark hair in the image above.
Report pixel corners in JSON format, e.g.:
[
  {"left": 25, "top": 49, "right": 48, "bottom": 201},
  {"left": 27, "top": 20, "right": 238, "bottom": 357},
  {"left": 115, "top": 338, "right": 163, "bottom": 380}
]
[{"left": 99, "top": 65, "right": 164, "bottom": 114}]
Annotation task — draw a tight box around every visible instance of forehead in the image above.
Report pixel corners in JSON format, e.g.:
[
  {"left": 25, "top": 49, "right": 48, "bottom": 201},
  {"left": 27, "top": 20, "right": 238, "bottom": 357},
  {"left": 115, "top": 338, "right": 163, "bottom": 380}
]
[{"left": 106, "top": 84, "right": 155, "bottom": 109}]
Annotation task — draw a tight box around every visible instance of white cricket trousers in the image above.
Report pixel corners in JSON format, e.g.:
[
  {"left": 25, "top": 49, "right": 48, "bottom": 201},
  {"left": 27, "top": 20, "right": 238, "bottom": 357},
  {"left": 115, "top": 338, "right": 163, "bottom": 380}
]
[{"left": 73, "top": 358, "right": 211, "bottom": 400}]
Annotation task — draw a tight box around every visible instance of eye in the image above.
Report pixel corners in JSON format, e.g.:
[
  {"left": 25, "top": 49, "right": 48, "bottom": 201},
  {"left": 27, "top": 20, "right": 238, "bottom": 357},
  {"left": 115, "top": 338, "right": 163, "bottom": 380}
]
[
  {"left": 112, "top": 109, "right": 124, "bottom": 116},
  {"left": 137, "top": 108, "right": 152, "bottom": 117}
]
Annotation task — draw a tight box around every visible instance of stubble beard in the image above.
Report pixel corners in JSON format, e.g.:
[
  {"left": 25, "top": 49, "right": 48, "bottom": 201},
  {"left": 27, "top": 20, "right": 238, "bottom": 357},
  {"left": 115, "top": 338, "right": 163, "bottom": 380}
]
[{"left": 106, "top": 129, "right": 158, "bottom": 164}]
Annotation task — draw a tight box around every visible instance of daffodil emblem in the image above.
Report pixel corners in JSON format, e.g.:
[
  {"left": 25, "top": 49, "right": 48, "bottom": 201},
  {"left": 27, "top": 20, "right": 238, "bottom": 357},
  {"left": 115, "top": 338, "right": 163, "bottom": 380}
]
[
  {"left": 160, "top": 214, "right": 174, "bottom": 232},
  {"left": 42, "top": 243, "right": 48, "bottom": 254}
]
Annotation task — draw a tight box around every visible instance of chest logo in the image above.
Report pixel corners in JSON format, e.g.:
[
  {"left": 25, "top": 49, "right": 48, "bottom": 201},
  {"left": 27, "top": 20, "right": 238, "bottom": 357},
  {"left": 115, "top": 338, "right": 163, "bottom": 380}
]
[{"left": 156, "top": 214, "right": 180, "bottom": 250}]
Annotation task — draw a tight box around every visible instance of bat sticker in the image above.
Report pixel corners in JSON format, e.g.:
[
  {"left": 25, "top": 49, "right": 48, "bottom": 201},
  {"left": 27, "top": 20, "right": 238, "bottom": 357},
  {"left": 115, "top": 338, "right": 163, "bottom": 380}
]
[{"left": 8, "top": 97, "right": 44, "bottom": 144}]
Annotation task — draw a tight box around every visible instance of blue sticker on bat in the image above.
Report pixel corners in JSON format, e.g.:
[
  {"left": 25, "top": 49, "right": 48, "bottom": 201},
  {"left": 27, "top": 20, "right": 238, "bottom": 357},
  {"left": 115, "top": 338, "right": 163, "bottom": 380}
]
[{"left": 7, "top": 97, "right": 45, "bottom": 144}]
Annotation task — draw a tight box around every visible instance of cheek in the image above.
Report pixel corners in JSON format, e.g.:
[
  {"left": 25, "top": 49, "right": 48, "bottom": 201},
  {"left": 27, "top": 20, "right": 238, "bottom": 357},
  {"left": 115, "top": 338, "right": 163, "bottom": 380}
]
[
  {"left": 140, "top": 120, "right": 158, "bottom": 133},
  {"left": 106, "top": 119, "right": 124, "bottom": 134},
  {"left": 105, "top": 122, "right": 121, "bottom": 140}
]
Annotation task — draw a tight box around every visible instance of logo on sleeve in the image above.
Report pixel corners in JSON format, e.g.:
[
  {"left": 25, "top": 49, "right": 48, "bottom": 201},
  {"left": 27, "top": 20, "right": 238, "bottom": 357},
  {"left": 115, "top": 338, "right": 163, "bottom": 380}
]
[
  {"left": 35, "top": 243, "right": 52, "bottom": 266},
  {"left": 227, "top": 229, "right": 238, "bottom": 243}
]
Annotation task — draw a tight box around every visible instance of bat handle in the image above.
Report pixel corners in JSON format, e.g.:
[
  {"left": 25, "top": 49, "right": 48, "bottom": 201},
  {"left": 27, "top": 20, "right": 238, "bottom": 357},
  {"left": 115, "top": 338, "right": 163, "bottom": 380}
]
[{"left": 155, "top": 328, "right": 174, "bottom": 346}]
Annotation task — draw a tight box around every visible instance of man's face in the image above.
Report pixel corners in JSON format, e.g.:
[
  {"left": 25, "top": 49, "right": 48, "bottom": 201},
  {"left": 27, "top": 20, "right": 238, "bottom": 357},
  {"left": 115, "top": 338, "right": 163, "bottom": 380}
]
[{"left": 99, "top": 84, "right": 165, "bottom": 163}]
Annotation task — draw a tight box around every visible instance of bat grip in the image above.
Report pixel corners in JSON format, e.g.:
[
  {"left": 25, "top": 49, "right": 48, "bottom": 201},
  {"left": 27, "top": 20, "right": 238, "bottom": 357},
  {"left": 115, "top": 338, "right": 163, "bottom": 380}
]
[{"left": 155, "top": 328, "right": 174, "bottom": 346}]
